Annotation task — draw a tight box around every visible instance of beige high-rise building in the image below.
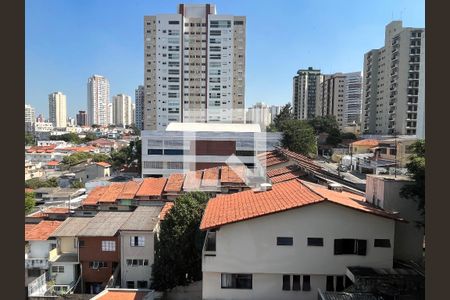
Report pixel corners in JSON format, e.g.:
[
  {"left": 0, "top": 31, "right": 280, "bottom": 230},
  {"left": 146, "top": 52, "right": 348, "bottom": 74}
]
[
  {"left": 112, "top": 94, "right": 133, "bottom": 127},
  {"left": 48, "top": 92, "right": 67, "bottom": 128},
  {"left": 87, "top": 75, "right": 110, "bottom": 126},
  {"left": 362, "top": 21, "right": 425, "bottom": 136},
  {"left": 246, "top": 102, "right": 271, "bottom": 130},
  {"left": 144, "top": 4, "right": 246, "bottom": 130}
]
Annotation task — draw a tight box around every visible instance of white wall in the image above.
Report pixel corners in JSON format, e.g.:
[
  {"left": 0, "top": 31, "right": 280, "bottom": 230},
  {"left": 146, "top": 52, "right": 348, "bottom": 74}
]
[
  {"left": 52, "top": 263, "right": 77, "bottom": 285},
  {"left": 30, "top": 240, "right": 56, "bottom": 258},
  {"left": 60, "top": 237, "right": 77, "bottom": 254}
]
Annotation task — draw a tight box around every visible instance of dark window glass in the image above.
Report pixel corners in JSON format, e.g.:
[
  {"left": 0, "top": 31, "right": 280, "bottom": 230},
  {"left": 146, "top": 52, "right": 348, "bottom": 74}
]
[
  {"left": 357, "top": 240, "right": 367, "bottom": 255},
  {"left": 326, "top": 276, "right": 334, "bottom": 291},
  {"left": 302, "top": 275, "right": 311, "bottom": 291},
  {"left": 137, "top": 281, "right": 148, "bottom": 288},
  {"left": 234, "top": 20, "right": 244, "bottom": 25},
  {"left": 292, "top": 275, "right": 301, "bottom": 291},
  {"left": 374, "top": 239, "right": 391, "bottom": 248},
  {"left": 221, "top": 273, "right": 252, "bottom": 289},
  {"left": 336, "top": 276, "right": 344, "bottom": 292},
  {"left": 164, "top": 149, "right": 184, "bottom": 155},
  {"left": 235, "top": 150, "right": 255, "bottom": 156},
  {"left": 277, "top": 237, "right": 293, "bottom": 246},
  {"left": 78, "top": 240, "right": 85, "bottom": 247},
  {"left": 148, "top": 149, "right": 163, "bottom": 155},
  {"left": 282, "top": 275, "right": 290, "bottom": 290},
  {"left": 126, "top": 281, "right": 135, "bottom": 288},
  {"left": 168, "top": 21, "right": 179, "bottom": 25},
  {"left": 307, "top": 237, "right": 324, "bottom": 246},
  {"left": 334, "top": 239, "right": 367, "bottom": 255},
  {"left": 344, "top": 275, "right": 353, "bottom": 288}
]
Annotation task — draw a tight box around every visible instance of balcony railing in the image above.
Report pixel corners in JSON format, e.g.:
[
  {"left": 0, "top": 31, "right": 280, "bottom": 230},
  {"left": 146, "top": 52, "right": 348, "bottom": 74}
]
[{"left": 25, "top": 258, "right": 49, "bottom": 269}]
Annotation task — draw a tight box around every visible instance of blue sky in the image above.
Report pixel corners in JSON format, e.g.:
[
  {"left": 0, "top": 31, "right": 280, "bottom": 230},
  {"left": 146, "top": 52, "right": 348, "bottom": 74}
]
[{"left": 26, "top": 0, "right": 424, "bottom": 118}]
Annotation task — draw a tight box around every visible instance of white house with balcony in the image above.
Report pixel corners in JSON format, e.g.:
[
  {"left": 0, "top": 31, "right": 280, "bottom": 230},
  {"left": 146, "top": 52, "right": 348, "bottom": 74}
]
[{"left": 199, "top": 179, "right": 403, "bottom": 300}]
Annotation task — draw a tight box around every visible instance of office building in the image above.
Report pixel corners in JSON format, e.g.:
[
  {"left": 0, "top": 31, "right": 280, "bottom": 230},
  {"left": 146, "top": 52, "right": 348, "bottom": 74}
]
[
  {"left": 135, "top": 85, "right": 145, "bottom": 130},
  {"left": 87, "top": 75, "right": 110, "bottom": 126},
  {"left": 25, "top": 104, "right": 36, "bottom": 133},
  {"left": 112, "top": 94, "right": 133, "bottom": 127},
  {"left": 246, "top": 102, "right": 272, "bottom": 130},
  {"left": 292, "top": 67, "right": 322, "bottom": 120},
  {"left": 48, "top": 92, "right": 67, "bottom": 128},
  {"left": 76, "top": 111, "right": 87, "bottom": 126},
  {"left": 362, "top": 21, "right": 425, "bottom": 136},
  {"left": 143, "top": 4, "right": 246, "bottom": 130}
]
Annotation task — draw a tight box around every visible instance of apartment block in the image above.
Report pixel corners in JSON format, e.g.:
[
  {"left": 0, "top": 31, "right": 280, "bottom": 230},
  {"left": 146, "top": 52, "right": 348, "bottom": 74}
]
[
  {"left": 246, "top": 102, "right": 272, "bottom": 130},
  {"left": 76, "top": 111, "right": 87, "bottom": 126},
  {"left": 292, "top": 67, "right": 321, "bottom": 120},
  {"left": 135, "top": 85, "right": 145, "bottom": 130},
  {"left": 112, "top": 94, "right": 133, "bottom": 127},
  {"left": 25, "top": 104, "right": 36, "bottom": 133},
  {"left": 49, "top": 92, "right": 67, "bottom": 128},
  {"left": 143, "top": 4, "right": 246, "bottom": 130},
  {"left": 87, "top": 75, "right": 110, "bottom": 126},
  {"left": 362, "top": 21, "right": 425, "bottom": 136}
]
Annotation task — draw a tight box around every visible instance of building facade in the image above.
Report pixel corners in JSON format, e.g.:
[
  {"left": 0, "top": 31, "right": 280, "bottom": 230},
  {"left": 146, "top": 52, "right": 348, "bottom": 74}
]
[
  {"left": 76, "top": 111, "right": 87, "bottom": 126},
  {"left": 292, "top": 67, "right": 322, "bottom": 120},
  {"left": 362, "top": 21, "right": 425, "bottom": 135},
  {"left": 246, "top": 102, "right": 272, "bottom": 130},
  {"left": 25, "top": 104, "right": 36, "bottom": 133},
  {"left": 135, "top": 85, "right": 145, "bottom": 130},
  {"left": 143, "top": 4, "right": 246, "bottom": 130},
  {"left": 87, "top": 75, "right": 110, "bottom": 126},
  {"left": 49, "top": 92, "right": 67, "bottom": 128},
  {"left": 269, "top": 105, "right": 282, "bottom": 123},
  {"left": 112, "top": 94, "right": 133, "bottom": 127}
]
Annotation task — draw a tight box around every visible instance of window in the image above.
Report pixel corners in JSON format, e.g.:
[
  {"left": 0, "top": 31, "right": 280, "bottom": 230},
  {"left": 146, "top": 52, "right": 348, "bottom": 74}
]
[
  {"left": 292, "top": 275, "right": 301, "bottom": 291},
  {"left": 148, "top": 149, "right": 163, "bottom": 155},
  {"left": 126, "top": 259, "right": 149, "bottom": 266},
  {"left": 51, "top": 266, "right": 64, "bottom": 273},
  {"left": 334, "top": 239, "right": 367, "bottom": 255},
  {"left": 336, "top": 276, "right": 344, "bottom": 292},
  {"left": 374, "top": 239, "right": 391, "bottom": 248},
  {"left": 137, "top": 281, "right": 148, "bottom": 288},
  {"left": 89, "top": 261, "right": 107, "bottom": 269},
  {"left": 78, "top": 240, "right": 85, "bottom": 248},
  {"left": 168, "top": 20, "right": 179, "bottom": 25},
  {"left": 221, "top": 273, "right": 252, "bottom": 289},
  {"left": 282, "top": 275, "right": 291, "bottom": 290},
  {"left": 390, "top": 148, "right": 397, "bottom": 155},
  {"left": 131, "top": 236, "right": 145, "bottom": 247},
  {"left": 277, "top": 237, "right": 293, "bottom": 246},
  {"left": 164, "top": 149, "right": 184, "bottom": 155},
  {"left": 127, "top": 281, "right": 135, "bottom": 288},
  {"left": 326, "top": 276, "right": 334, "bottom": 291},
  {"left": 102, "top": 241, "right": 116, "bottom": 252},
  {"left": 307, "top": 237, "right": 323, "bottom": 246},
  {"left": 302, "top": 275, "right": 311, "bottom": 291}
]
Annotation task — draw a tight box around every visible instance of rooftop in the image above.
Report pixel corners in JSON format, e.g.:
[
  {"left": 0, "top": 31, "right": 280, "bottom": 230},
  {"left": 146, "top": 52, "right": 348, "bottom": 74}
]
[
  {"left": 25, "top": 220, "right": 63, "bottom": 241},
  {"left": 120, "top": 206, "right": 162, "bottom": 231},
  {"left": 165, "top": 122, "right": 261, "bottom": 133},
  {"left": 77, "top": 212, "right": 133, "bottom": 237},
  {"left": 159, "top": 202, "right": 174, "bottom": 221},
  {"left": 92, "top": 288, "right": 153, "bottom": 300},
  {"left": 136, "top": 177, "right": 167, "bottom": 197},
  {"left": 164, "top": 173, "right": 185, "bottom": 193},
  {"left": 50, "top": 217, "right": 92, "bottom": 237},
  {"left": 351, "top": 139, "right": 380, "bottom": 147}
]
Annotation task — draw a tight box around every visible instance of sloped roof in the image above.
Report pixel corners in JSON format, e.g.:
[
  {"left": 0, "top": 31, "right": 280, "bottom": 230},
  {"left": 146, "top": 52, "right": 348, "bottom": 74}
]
[
  {"left": 351, "top": 139, "right": 380, "bottom": 147},
  {"left": 135, "top": 178, "right": 167, "bottom": 197},
  {"left": 183, "top": 170, "right": 203, "bottom": 190},
  {"left": 96, "top": 162, "right": 112, "bottom": 168},
  {"left": 50, "top": 217, "right": 92, "bottom": 237},
  {"left": 118, "top": 180, "right": 142, "bottom": 199},
  {"left": 202, "top": 167, "right": 220, "bottom": 187},
  {"left": 25, "top": 220, "right": 63, "bottom": 241},
  {"left": 78, "top": 212, "right": 132, "bottom": 237},
  {"left": 270, "top": 171, "right": 302, "bottom": 184},
  {"left": 98, "top": 183, "right": 125, "bottom": 203},
  {"left": 92, "top": 289, "right": 151, "bottom": 300},
  {"left": 82, "top": 186, "right": 109, "bottom": 205},
  {"left": 266, "top": 165, "right": 300, "bottom": 178},
  {"left": 164, "top": 173, "right": 185, "bottom": 193},
  {"left": 159, "top": 202, "right": 175, "bottom": 220},
  {"left": 120, "top": 206, "right": 161, "bottom": 231},
  {"left": 220, "top": 165, "right": 245, "bottom": 184}
]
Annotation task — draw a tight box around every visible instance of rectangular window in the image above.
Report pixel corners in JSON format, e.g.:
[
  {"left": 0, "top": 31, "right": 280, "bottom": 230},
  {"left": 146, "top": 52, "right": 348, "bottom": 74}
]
[
  {"left": 137, "top": 281, "right": 148, "bottom": 288},
  {"left": 78, "top": 240, "right": 85, "bottom": 248},
  {"left": 277, "top": 237, "right": 293, "bottom": 246},
  {"left": 302, "top": 275, "right": 311, "bottom": 291},
  {"left": 168, "top": 21, "right": 179, "bottom": 25},
  {"left": 336, "top": 276, "right": 344, "bottom": 292},
  {"left": 307, "top": 237, "right": 324, "bottom": 246},
  {"left": 127, "top": 281, "right": 135, "bottom": 288},
  {"left": 101, "top": 241, "right": 116, "bottom": 252},
  {"left": 334, "top": 239, "right": 367, "bottom": 255},
  {"left": 164, "top": 149, "right": 184, "bottom": 155},
  {"left": 282, "top": 275, "right": 291, "bottom": 290},
  {"left": 374, "top": 239, "right": 391, "bottom": 248},
  {"left": 292, "top": 275, "right": 301, "bottom": 291},
  {"left": 51, "top": 266, "right": 64, "bottom": 273},
  {"left": 326, "top": 276, "right": 334, "bottom": 291},
  {"left": 131, "top": 236, "right": 145, "bottom": 247},
  {"left": 221, "top": 273, "right": 252, "bottom": 289},
  {"left": 89, "top": 261, "right": 107, "bottom": 269},
  {"left": 147, "top": 149, "right": 163, "bottom": 155}
]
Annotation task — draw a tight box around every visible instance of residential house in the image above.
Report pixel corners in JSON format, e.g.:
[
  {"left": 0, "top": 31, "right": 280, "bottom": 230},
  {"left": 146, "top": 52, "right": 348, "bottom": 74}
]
[
  {"left": 72, "top": 162, "right": 111, "bottom": 183},
  {"left": 375, "top": 137, "right": 418, "bottom": 168},
  {"left": 90, "top": 288, "right": 154, "bottom": 299},
  {"left": 200, "top": 179, "right": 403, "bottom": 300},
  {"left": 349, "top": 139, "right": 379, "bottom": 154},
  {"left": 33, "top": 187, "right": 85, "bottom": 204},
  {"left": 25, "top": 207, "right": 71, "bottom": 224},
  {"left": 25, "top": 161, "right": 44, "bottom": 180}
]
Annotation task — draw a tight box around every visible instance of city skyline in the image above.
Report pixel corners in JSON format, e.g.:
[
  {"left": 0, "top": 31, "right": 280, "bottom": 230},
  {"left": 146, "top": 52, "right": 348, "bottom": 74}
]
[{"left": 26, "top": 0, "right": 424, "bottom": 117}]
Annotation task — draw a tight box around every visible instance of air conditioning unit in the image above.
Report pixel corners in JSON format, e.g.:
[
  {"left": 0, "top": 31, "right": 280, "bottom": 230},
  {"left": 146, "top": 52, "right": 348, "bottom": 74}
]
[{"left": 328, "top": 182, "right": 343, "bottom": 192}]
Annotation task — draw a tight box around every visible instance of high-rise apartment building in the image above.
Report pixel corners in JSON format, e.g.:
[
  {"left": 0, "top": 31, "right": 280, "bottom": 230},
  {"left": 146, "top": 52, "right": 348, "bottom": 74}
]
[
  {"left": 143, "top": 4, "right": 246, "bottom": 130},
  {"left": 362, "top": 21, "right": 425, "bottom": 136},
  {"left": 87, "top": 75, "right": 110, "bottom": 126},
  {"left": 25, "top": 104, "right": 35, "bottom": 133},
  {"left": 316, "top": 72, "right": 362, "bottom": 129},
  {"left": 112, "top": 94, "right": 133, "bottom": 127},
  {"left": 246, "top": 102, "right": 271, "bottom": 130},
  {"left": 108, "top": 103, "right": 113, "bottom": 125},
  {"left": 132, "top": 103, "right": 136, "bottom": 125},
  {"left": 76, "top": 111, "right": 87, "bottom": 126},
  {"left": 135, "top": 85, "right": 145, "bottom": 130},
  {"left": 48, "top": 92, "right": 67, "bottom": 128},
  {"left": 269, "top": 105, "right": 282, "bottom": 123},
  {"left": 292, "top": 67, "right": 321, "bottom": 120}
]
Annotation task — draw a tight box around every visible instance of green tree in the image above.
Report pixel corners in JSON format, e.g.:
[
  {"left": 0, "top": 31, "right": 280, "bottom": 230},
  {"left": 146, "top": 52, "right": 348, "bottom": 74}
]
[
  {"left": 340, "top": 132, "right": 357, "bottom": 140},
  {"left": 268, "top": 103, "right": 293, "bottom": 132},
  {"left": 70, "top": 180, "right": 85, "bottom": 189},
  {"left": 82, "top": 132, "right": 97, "bottom": 143},
  {"left": 400, "top": 140, "right": 425, "bottom": 226},
  {"left": 25, "top": 132, "right": 36, "bottom": 146},
  {"left": 25, "top": 192, "right": 36, "bottom": 214},
  {"left": 129, "top": 124, "right": 141, "bottom": 136},
  {"left": 25, "top": 177, "right": 59, "bottom": 189},
  {"left": 152, "top": 192, "right": 210, "bottom": 291},
  {"left": 110, "top": 148, "right": 129, "bottom": 169},
  {"left": 325, "top": 128, "right": 342, "bottom": 147},
  {"left": 91, "top": 153, "right": 110, "bottom": 163},
  {"left": 280, "top": 119, "right": 317, "bottom": 157},
  {"left": 50, "top": 133, "right": 81, "bottom": 144},
  {"left": 62, "top": 152, "right": 93, "bottom": 166}
]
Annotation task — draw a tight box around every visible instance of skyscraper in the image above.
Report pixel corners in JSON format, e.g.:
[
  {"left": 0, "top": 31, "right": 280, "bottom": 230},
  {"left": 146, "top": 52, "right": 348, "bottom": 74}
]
[
  {"left": 87, "top": 75, "right": 110, "bottom": 126},
  {"left": 48, "top": 92, "right": 67, "bottom": 128},
  {"left": 144, "top": 4, "right": 246, "bottom": 130},
  {"left": 269, "top": 105, "right": 282, "bottom": 123},
  {"left": 112, "top": 94, "right": 133, "bottom": 127},
  {"left": 246, "top": 102, "right": 271, "bottom": 130},
  {"left": 362, "top": 21, "right": 425, "bottom": 136},
  {"left": 135, "top": 85, "right": 145, "bottom": 130},
  {"left": 292, "top": 67, "right": 321, "bottom": 120},
  {"left": 25, "top": 104, "right": 35, "bottom": 133},
  {"left": 76, "top": 110, "right": 87, "bottom": 126}
]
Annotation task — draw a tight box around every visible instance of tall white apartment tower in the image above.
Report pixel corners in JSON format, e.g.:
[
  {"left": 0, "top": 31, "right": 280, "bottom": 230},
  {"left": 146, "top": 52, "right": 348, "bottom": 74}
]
[
  {"left": 144, "top": 4, "right": 246, "bottom": 130},
  {"left": 112, "top": 94, "right": 133, "bottom": 127},
  {"left": 362, "top": 21, "right": 425, "bottom": 136},
  {"left": 246, "top": 102, "right": 271, "bottom": 130},
  {"left": 87, "top": 75, "right": 110, "bottom": 126},
  {"left": 135, "top": 85, "right": 145, "bottom": 130},
  {"left": 292, "top": 67, "right": 322, "bottom": 120},
  {"left": 25, "top": 104, "right": 35, "bottom": 133},
  {"left": 48, "top": 92, "right": 67, "bottom": 128}
]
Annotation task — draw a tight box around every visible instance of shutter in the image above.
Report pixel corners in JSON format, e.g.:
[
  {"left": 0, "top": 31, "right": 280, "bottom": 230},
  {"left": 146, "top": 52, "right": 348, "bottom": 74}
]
[
  {"left": 357, "top": 239, "right": 367, "bottom": 255},
  {"left": 334, "top": 239, "right": 344, "bottom": 255}
]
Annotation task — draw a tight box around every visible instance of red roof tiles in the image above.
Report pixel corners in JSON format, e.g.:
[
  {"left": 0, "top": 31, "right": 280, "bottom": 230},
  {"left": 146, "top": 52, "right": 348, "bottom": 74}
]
[
  {"left": 25, "top": 220, "right": 63, "bottom": 241},
  {"left": 99, "top": 183, "right": 126, "bottom": 203},
  {"left": 270, "top": 172, "right": 301, "bottom": 184},
  {"left": 160, "top": 202, "right": 175, "bottom": 220},
  {"left": 95, "top": 290, "right": 149, "bottom": 300},
  {"left": 118, "top": 181, "right": 142, "bottom": 199},
  {"left": 135, "top": 178, "right": 167, "bottom": 197},
  {"left": 183, "top": 170, "right": 203, "bottom": 190},
  {"left": 96, "top": 162, "right": 111, "bottom": 168},
  {"left": 200, "top": 179, "right": 402, "bottom": 230},
  {"left": 164, "top": 173, "right": 185, "bottom": 193},
  {"left": 351, "top": 139, "right": 380, "bottom": 147},
  {"left": 26, "top": 207, "right": 70, "bottom": 218},
  {"left": 202, "top": 167, "right": 220, "bottom": 187},
  {"left": 47, "top": 160, "right": 60, "bottom": 166},
  {"left": 26, "top": 145, "right": 57, "bottom": 153},
  {"left": 82, "top": 186, "right": 109, "bottom": 206},
  {"left": 220, "top": 165, "right": 245, "bottom": 184},
  {"left": 266, "top": 165, "right": 300, "bottom": 178}
]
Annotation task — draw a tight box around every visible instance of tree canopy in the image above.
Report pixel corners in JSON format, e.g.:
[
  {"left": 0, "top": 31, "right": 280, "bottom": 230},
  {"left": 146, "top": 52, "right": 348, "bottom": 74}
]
[
  {"left": 25, "top": 192, "right": 36, "bottom": 214},
  {"left": 50, "top": 133, "right": 82, "bottom": 144},
  {"left": 267, "top": 103, "right": 293, "bottom": 132},
  {"left": 25, "top": 177, "right": 58, "bottom": 189},
  {"left": 61, "top": 152, "right": 110, "bottom": 166},
  {"left": 25, "top": 132, "right": 36, "bottom": 146},
  {"left": 152, "top": 192, "right": 210, "bottom": 291},
  {"left": 280, "top": 119, "right": 317, "bottom": 157}
]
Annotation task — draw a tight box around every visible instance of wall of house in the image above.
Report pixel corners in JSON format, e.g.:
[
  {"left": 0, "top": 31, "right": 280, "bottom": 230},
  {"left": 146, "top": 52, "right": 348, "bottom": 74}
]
[
  {"left": 30, "top": 240, "right": 56, "bottom": 258},
  {"left": 202, "top": 201, "right": 395, "bottom": 299},
  {"left": 60, "top": 237, "right": 77, "bottom": 254},
  {"left": 120, "top": 231, "right": 155, "bottom": 288},
  {"left": 52, "top": 263, "right": 77, "bottom": 285}
]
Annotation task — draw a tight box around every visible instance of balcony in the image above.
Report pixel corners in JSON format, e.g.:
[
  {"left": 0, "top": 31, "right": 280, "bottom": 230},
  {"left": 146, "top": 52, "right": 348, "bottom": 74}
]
[
  {"left": 49, "top": 248, "right": 78, "bottom": 264},
  {"left": 25, "top": 258, "right": 49, "bottom": 269}
]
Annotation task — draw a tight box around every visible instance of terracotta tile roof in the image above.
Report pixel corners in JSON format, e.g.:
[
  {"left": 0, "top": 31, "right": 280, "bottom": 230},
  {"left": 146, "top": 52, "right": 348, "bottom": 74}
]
[
  {"left": 270, "top": 171, "right": 302, "bottom": 184},
  {"left": 99, "top": 183, "right": 126, "bottom": 203},
  {"left": 26, "top": 207, "right": 70, "bottom": 218},
  {"left": 183, "top": 170, "right": 203, "bottom": 190},
  {"left": 264, "top": 155, "right": 289, "bottom": 167},
  {"left": 277, "top": 148, "right": 322, "bottom": 172},
  {"left": 96, "top": 162, "right": 111, "bottom": 168},
  {"left": 351, "top": 139, "right": 380, "bottom": 147},
  {"left": 202, "top": 167, "right": 220, "bottom": 187},
  {"left": 160, "top": 202, "right": 175, "bottom": 220},
  {"left": 25, "top": 188, "right": 34, "bottom": 193},
  {"left": 82, "top": 186, "right": 109, "bottom": 206},
  {"left": 135, "top": 178, "right": 167, "bottom": 197},
  {"left": 25, "top": 220, "right": 63, "bottom": 241},
  {"left": 47, "top": 160, "right": 60, "bottom": 166},
  {"left": 94, "top": 289, "right": 150, "bottom": 300},
  {"left": 25, "top": 223, "right": 37, "bottom": 233},
  {"left": 267, "top": 165, "right": 300, "bottom": 178},
  {"left": 164, "top": 173, "right": 185, "bottom": 193},
  {"left": 220, "top": 165, "right": 245, "bottom": 184},
  {"left": 26, "top": 145, "right": 57, "bottom": 153},
  {"left": 200, "top": 179, "right": 402, "bottom": 230},
  {"left": 60, "top": 146, "right": 97, "bottom": 152},
  {"left": 301, "top": 181, "right": 366, "bottom": 202},
  {"left": 118, "top": 180, "right": 142, "bottom": 199}
]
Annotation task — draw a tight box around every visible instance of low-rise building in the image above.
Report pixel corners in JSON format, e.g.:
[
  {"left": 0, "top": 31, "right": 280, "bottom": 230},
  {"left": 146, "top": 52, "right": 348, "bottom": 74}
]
[
  {"left": 71, "top": 162, "right": 112, "bottom": 183},
  {"left": 375, "top": 137, "right": 418, "bottom": 168},
  {"left": 349, "top": 139, "right": 379, "bottom": 154}
]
